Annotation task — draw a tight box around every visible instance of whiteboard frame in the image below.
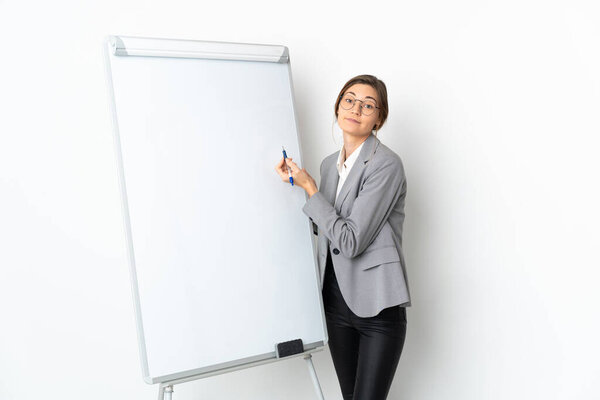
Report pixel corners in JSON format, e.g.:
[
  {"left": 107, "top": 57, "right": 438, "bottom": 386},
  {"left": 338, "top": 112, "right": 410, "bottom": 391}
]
[{"left": 103, "top": 35, "right": 326, "bottom": 385}]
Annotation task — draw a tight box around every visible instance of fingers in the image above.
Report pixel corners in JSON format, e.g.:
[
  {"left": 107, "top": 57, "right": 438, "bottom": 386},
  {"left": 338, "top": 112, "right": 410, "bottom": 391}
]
[
  {"left": 275, "top": 157, "right": 292, "bottom": 172},
  {"left": 285, "top": 158, "right": 298, "bottom": 171},
  {"left": 275, "top": 157, "right": 292, "bottom": 167},
  {"left": 275, "top": 157, "right": 297, "bottom": 183}
]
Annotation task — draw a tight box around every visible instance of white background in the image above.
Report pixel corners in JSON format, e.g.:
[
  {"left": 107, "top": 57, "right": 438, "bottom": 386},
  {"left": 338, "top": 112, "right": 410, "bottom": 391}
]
[{"left": 1, "top": 0, "right": 599, "bottom": 399}]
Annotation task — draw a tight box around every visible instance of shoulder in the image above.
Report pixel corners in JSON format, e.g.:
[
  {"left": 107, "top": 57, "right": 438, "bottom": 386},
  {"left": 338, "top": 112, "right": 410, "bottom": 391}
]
[
  {"left": 370, "top": 140, "right": 405, "bottom": 174},
  {"left": 319, "top": 150, "right": 339, "bottom": 172}
]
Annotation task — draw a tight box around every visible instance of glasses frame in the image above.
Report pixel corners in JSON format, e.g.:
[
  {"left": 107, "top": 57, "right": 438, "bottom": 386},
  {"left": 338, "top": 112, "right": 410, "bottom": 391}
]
[{"left": 339, "top": 93, "right": 381, "bottom": 115}]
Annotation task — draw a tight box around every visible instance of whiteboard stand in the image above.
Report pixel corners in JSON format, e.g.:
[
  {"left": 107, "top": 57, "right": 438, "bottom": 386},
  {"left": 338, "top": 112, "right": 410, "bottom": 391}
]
[
  {"left": 155, "top": 349, "right": 325, "bottom": 400},
  {"left": 104, "top": 35, "right": 329, "bottom": 400}
]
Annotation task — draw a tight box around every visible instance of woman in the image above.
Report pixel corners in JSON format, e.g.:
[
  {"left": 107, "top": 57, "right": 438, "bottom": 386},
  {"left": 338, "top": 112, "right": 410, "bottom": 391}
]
[{"left": 275, "top": 74, "right": 410, "bottom": 400}]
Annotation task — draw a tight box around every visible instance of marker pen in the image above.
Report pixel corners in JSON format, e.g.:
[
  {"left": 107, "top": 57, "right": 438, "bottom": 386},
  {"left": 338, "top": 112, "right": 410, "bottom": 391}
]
[{"left": 281, "top": 146, "right": 294, "bottom": 186}]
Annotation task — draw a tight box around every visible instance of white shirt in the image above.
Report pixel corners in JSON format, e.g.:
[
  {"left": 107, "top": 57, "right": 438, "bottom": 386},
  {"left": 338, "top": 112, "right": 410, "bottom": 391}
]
[{"left": 335, "top": 140, "right": 365, "bottom": 201}]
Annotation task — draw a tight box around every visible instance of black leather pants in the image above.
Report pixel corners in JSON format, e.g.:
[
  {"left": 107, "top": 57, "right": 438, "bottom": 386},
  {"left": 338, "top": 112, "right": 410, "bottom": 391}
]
[{"left": 322, "top": 248, "right": 407, "bottom": 400}]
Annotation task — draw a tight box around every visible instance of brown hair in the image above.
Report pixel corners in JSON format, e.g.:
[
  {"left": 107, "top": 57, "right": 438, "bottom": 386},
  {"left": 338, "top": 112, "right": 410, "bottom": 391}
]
[{"left": 334, "top": 74, "right": 389, "bottom": 132}]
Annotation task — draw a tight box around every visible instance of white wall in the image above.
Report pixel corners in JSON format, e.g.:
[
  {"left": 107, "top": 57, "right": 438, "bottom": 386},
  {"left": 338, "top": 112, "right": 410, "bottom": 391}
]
[{"left": 1, "top": 0, "right": 599, "bottom": 399}]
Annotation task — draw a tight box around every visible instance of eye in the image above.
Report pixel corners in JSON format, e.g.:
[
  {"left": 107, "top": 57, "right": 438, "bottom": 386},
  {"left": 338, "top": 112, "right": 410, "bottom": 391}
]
[{"left": 364, "top": 103, "right": 374, "bottom": 109}]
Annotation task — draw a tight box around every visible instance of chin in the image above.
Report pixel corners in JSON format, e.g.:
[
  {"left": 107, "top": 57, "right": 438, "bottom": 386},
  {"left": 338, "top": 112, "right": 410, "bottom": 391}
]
[
  {"left": 339, "top": 119, "right": 370, "bottom": 136},
  {"left": 343, "top": 126, "right": 369, "bottom": 136},
  {"left": 340, "top": 122, "right": 361, "bottom": 133}
]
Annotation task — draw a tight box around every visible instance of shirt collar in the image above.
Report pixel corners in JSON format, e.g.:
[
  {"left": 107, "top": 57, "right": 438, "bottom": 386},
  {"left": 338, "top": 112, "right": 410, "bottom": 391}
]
[{"left": 336, "top": 140, "right": 365, "bottom": 176}]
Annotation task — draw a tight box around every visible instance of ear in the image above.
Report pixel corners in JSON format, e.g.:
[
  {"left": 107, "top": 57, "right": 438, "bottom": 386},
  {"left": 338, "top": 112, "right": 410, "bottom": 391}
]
[{"left": 374, "top": 118, "right": 382, "bottom": 130}]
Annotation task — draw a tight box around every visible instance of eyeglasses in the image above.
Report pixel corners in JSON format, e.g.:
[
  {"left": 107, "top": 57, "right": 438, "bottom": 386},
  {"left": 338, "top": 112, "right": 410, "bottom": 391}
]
[{"left": 339, "top": 93, "right": 380, "bottom": 116}]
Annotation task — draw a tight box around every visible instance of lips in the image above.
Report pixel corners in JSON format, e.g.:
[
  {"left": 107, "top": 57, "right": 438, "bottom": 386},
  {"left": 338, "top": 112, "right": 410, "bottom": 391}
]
[{"left": 346, "top": 118, "right": 360, "bottom": 124}]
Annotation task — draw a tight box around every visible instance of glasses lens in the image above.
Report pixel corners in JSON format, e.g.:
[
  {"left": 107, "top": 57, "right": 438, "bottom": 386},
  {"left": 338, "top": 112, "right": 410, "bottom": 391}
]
[
  {"left": 361, "top": 100, "right": 377, "bottom": 115},
  {"left": 340, "top": 94, "right": 355, "bottom": 110}
]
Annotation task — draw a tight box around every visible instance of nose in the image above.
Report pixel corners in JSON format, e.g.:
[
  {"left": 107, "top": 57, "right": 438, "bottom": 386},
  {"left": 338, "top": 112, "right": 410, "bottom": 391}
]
[{"left": 350, "top": 100, "right": 362, "bottom": 115}]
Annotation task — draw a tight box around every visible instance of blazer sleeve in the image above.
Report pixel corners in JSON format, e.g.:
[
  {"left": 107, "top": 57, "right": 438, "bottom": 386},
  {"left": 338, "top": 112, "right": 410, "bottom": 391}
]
[
  {"left": 308, "top": 159, "right": 327, "bottom": 236},
  {"left": 302, "top": 157, "right": 405, "bottom": 258}
]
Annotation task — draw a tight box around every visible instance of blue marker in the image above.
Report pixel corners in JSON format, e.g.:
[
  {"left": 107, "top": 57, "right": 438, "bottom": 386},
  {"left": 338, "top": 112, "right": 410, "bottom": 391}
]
[{"left": 282, "top": 146, "right": 294, "bottom": 186}]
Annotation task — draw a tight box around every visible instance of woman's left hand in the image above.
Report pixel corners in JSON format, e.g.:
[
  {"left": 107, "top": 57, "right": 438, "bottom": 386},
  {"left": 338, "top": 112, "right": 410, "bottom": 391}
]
[{"left": 274, "top": 157, "right": 318, "bottom": 196}]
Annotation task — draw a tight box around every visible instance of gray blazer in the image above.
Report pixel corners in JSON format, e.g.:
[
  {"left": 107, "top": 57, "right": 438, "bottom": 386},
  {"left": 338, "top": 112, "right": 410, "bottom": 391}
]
[{"left": 302, "top": 133, "right": 411, "bottom": 317}]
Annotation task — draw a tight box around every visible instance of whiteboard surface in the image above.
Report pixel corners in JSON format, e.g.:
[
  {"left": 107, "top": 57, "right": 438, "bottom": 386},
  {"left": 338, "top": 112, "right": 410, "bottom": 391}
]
[{"left": 105, "top": 37, "right": 327, "bottom": 384}]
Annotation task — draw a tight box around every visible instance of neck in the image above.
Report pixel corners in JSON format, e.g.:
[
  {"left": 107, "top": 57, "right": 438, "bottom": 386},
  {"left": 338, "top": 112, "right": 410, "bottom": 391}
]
[{"left": 342, "top": 132, "right": 370, "bottom": 160}]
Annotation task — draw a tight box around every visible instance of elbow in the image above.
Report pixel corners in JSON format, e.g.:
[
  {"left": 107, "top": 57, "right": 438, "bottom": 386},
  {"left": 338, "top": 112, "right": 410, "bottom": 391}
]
[
  {"left": 336, "top": 224, "right": 366, "bottom": 259},
  {"left": 338, "top": 248, "right": 354, "bottom": 259},
  {"left": 339, "top": 237, "right": 362, "bottom": 259}
]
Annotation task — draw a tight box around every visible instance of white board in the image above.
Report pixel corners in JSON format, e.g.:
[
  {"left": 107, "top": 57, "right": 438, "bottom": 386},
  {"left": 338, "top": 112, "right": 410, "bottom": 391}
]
[{"left": 104, "top": 36, "right": 327, "bottom": 384}]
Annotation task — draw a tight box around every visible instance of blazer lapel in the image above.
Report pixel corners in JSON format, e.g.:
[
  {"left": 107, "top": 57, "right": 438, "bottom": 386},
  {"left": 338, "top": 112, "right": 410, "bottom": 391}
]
[{"left": 333, "top": 134, "right": 379, "bottom": 212}]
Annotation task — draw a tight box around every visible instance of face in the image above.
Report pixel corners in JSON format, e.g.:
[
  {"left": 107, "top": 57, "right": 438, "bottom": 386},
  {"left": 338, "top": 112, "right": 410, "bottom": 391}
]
[{"left": 336, "top": 83, "right": 381, "bottom": 137}]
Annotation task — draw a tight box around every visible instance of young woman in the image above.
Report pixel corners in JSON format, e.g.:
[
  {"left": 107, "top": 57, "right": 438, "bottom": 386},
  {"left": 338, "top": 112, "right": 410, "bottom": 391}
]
[{"left": 275, "top": 74, "right": 410, "bottom": 400}]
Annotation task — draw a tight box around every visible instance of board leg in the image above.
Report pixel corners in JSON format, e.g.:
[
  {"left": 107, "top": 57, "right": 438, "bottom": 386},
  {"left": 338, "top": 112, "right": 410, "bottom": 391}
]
[
  {"left": 304, "top": 354, "right": 325, "bottom": 400},
  {"left": 158, "top": 384, "right": 173, "bottom": 400}
]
